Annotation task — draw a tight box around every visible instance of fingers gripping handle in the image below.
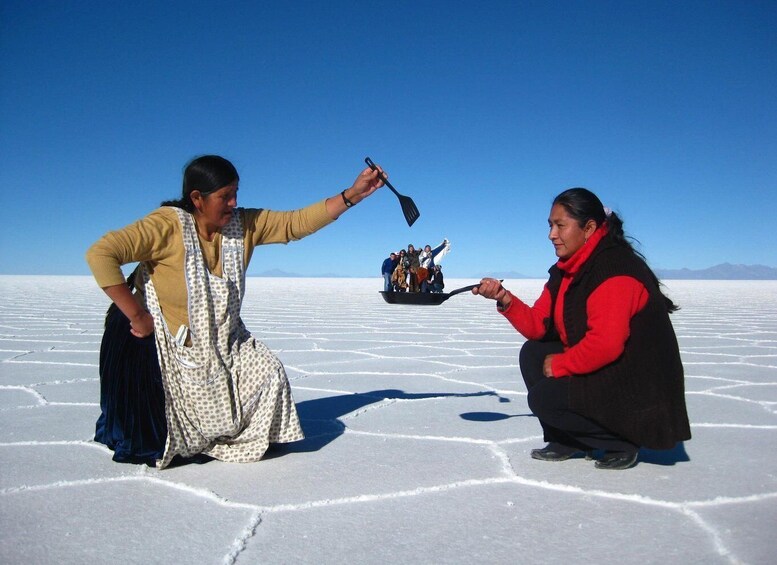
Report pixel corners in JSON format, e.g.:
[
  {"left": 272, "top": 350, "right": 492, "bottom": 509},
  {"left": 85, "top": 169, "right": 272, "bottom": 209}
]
[{"left": 365, "top": 156, "right": 399, "bottom": 196}]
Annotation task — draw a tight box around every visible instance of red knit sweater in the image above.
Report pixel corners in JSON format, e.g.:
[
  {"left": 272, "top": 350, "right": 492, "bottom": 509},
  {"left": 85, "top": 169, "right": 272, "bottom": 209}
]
[{"left": 500, "top": 224, "right": 649, "bottom": 377}]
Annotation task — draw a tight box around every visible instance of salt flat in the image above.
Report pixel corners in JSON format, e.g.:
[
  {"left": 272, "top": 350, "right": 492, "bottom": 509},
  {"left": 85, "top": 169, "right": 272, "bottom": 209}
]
[{"left": 1, "top": 276, "right": 775, "bottom": 564}]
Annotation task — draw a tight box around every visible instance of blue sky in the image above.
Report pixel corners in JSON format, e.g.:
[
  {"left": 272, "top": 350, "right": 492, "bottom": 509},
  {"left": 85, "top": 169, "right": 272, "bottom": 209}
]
[{"left": 1, "top": 1, "right": 775, "bottom": 278}]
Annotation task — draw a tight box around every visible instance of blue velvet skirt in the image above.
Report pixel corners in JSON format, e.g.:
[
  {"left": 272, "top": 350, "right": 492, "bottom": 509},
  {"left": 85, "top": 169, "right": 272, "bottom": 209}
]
[{"left": 94, "top": 304, "right": 167, "bottom": 466}]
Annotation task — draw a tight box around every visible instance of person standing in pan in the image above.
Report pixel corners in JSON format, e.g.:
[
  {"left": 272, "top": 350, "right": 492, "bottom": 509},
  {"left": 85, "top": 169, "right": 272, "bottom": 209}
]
[
  {"left": 473, "top": 188, "right": 690, "bottom": 470},
  {"left": 405, "top": 244, "right": 421, "bottom": 292},
  {"left": 86, "top": 155, "right": 385, "bottom": 468},
  {"left": 381, "top": 252, "right": 398, "bottom": 292},
  {"left": 430, "top": 264, "right": 445, "bottom": 293},
  {"left": 418, "top": 239, "right": 450, "bottom": 292}
]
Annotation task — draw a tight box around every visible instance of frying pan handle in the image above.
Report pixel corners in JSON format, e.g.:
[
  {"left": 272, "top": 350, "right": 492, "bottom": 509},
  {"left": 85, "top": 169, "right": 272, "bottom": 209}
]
[
  {"left": 446, "top": 279, "right": 504, "bottom": 298},
  {"left": 447, "top": 284, "right": 480, "bottom": 297}
]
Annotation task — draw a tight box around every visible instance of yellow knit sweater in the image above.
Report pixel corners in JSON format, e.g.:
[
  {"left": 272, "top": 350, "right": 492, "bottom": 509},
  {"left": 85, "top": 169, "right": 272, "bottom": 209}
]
[{"left": 86, "top": 201, "right": 333, "bottom": 332}]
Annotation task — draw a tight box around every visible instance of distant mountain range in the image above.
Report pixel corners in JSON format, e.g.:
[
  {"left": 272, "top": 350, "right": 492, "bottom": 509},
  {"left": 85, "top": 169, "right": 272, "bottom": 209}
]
[
  {"left": 470, "top": 264, "right": 777, "bottom": 280},
  {"left": 654, "top": 263, "right": 777, "bottom": 280},
  {"left": 472, "top": 270, "right": 535, "bottom": 280},
  {"left": 475, "top": 264, "right": 777, "bottom": 280},
  {"left": 253, "top": 268, "right": 304, "bottom": 277},
  {"left": 251, "top": 264, "right": 777, "bottom": 280}
]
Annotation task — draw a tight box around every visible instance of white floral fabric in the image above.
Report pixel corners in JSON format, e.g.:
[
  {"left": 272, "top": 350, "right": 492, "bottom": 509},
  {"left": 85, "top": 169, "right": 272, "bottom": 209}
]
[{"left": 143, "top": 207, "right": 303, "bottom": 469}]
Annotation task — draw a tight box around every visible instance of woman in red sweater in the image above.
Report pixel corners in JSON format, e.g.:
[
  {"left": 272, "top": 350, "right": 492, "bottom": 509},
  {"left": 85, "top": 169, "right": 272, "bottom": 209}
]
[{"left": 474, "top": 188, "right": 690, "bottom": 470}]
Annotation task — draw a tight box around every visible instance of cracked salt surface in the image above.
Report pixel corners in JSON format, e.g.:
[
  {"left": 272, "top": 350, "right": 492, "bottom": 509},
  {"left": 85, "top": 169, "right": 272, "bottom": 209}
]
[{"left": 1, "top": 276, "right": 775, "bottom": 564}]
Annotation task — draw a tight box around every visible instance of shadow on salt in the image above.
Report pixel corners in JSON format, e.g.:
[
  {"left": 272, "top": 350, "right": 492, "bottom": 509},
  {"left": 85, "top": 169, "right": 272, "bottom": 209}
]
[{"left": 266, "top": 389, "right": 501, "bottom": 457}]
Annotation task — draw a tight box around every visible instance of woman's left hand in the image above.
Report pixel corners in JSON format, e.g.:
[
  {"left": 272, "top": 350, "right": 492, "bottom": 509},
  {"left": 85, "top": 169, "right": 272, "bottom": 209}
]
[{"left": 543, "top": 354, "right": 555, "bottom": 377}]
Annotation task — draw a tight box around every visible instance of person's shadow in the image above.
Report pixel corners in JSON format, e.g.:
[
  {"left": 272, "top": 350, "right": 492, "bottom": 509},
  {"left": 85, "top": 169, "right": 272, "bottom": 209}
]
[
  {"left": 267, "top": 389, "right": 499, "bottom": 457},
  {"left": 638, "top": 442, "right": 690, "bottom": 465},
  {"left": 459, "top": 411, "right": 533, "bottom": 422}
]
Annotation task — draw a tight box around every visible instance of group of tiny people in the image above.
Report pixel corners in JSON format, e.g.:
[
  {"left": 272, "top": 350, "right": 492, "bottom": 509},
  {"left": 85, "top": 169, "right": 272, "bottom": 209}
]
[
  {"left": 87, "top": 155, "right": 689, "bottom": 471},
  {"left": 380, "top": 239, "right": 450, "bottom": 293}
]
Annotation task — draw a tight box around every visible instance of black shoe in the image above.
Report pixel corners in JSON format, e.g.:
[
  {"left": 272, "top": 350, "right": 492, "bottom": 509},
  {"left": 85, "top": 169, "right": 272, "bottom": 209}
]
[
  {"left": 595, "top": 450, "right": 639, "bottom": 470},
  {"left": 531, "top": 443, "right": 583, "bottom": 462}
]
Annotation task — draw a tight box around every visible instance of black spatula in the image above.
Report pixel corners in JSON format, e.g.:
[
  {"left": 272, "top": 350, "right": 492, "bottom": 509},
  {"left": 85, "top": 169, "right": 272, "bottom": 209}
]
[{"left": 365, "top": 157, "right": 420, "bottom": 227}]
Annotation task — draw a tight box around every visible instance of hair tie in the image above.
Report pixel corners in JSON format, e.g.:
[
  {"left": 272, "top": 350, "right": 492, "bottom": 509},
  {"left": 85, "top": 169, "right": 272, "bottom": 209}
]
[{"left": 603, "top": 206, "right": 612, "bottom": 218}]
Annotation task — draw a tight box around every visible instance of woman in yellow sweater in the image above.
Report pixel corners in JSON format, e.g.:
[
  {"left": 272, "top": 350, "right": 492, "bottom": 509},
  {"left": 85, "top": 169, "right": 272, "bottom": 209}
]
[{"left": 87, "top": 155, "right": 385, "bottom": 468}]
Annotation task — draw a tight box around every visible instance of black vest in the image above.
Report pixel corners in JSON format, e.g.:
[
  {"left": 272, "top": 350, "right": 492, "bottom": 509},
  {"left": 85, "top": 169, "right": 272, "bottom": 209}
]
[{"left": 543, "top": 234, "right": 691, "bottom": 449}]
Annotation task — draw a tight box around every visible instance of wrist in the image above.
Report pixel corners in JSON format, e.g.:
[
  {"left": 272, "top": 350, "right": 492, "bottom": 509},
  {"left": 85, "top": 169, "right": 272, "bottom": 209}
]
[
  {"left": 127, "top": 308, "right": 149, "bottom": 323},
  {"left": 341, "top": 189, "right": 355, "bottom": 208},
  {"left": 496, "top": 290, "right": 512, "bottom": 311}
]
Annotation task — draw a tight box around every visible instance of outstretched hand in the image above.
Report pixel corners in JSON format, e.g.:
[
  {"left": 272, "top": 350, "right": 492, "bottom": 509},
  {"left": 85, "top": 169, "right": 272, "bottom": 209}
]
[
  {"left": 326, "top": 163, "right": 387, "bottom": 219},
  {"left": 472, "top": 278, "right": 512, "bottom": 309},
  {"left": 349, "top": 165, "right": 386, "bottom": 202}
]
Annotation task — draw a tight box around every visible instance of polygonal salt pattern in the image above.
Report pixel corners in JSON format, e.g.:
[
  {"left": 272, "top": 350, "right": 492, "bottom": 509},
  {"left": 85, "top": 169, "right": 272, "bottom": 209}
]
[{"left": 0, "top": 276, "right": 775, "bottom": 564}]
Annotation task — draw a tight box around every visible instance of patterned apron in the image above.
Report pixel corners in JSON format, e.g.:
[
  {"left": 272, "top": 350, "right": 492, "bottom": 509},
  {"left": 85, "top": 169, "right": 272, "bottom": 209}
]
[{"left": 143, "top": 207, "right": 303, "bottom": 469}]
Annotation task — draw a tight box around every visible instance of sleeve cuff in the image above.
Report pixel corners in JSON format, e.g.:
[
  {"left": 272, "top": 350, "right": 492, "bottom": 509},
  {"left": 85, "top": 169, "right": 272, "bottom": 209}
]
[
  {"left": 496, "top": 292, "right": 514, "bottom": 313},
  {"left": 311, "top": 199, "right": 336, "bottom": 227}
]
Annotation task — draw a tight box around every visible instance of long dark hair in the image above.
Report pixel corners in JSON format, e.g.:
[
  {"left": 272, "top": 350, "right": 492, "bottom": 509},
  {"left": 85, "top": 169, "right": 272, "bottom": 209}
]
[
  {"left": 553, "top": 188, "right": 678, "bottom": 312},
  {"left": 161, "top": 155, "right": 239, "bottom": 212}
]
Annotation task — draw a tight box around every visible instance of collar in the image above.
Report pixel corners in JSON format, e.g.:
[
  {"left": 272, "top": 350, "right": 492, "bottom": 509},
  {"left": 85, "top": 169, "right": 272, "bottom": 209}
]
[{"left": 556, "top": 222, "right": 610, "bottom": 275}]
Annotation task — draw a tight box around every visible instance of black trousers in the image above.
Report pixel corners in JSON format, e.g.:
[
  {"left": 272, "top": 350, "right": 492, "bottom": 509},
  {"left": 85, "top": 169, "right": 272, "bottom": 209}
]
[{"left": 520, "top": 340, "right": 637, "bottom": 453}]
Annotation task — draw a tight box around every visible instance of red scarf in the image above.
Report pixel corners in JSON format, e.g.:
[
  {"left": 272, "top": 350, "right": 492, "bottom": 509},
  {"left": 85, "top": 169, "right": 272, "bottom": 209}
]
[{"left": 553, "top": 223, "right": 609, "bottom": 346}]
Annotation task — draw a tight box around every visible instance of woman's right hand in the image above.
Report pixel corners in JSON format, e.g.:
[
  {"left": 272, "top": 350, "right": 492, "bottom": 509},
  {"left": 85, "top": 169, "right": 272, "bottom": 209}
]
[
  {"left": 102, "top": 283, "right": 155, "bottom": 338},
  {"left": 129, "top": 310, "right": 155, "bottom": 338},
  {"left": 472, "top": 278, "right": 513, "bottom": 308}
]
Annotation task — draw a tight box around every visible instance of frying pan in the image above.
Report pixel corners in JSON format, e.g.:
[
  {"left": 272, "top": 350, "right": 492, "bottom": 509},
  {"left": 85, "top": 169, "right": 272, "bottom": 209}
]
[{"left": 379, "top": 283, "right": 479, "bottom": 306}]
